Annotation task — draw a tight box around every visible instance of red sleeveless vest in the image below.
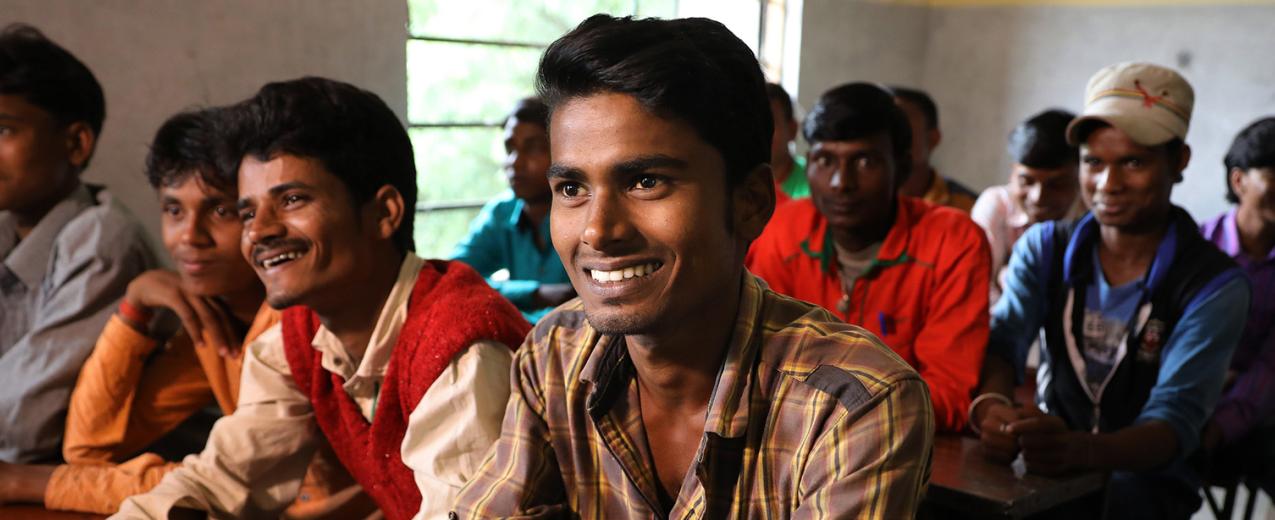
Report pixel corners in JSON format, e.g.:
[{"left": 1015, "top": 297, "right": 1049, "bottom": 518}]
[{"left": 281, "top": 260, "right": 530, "bottom": 520}]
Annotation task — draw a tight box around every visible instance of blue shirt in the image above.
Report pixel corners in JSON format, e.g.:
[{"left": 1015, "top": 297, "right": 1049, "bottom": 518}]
[
  {"left": 1080, "top": 248, "right": 1144, "bottom": 396},
  {"left": 991, "top": 215, "right": 1250, "bottom": 462},
  {"left": 450, "top": 192, "right": 570, "bottom": 323}
]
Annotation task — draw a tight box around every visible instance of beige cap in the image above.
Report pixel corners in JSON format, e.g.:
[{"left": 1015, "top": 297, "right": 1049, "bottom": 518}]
[{"left": 1066, "top": 62, "right": 1194, "bottom": 147}]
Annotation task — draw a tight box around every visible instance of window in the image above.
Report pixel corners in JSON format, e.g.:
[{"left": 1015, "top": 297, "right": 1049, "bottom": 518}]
[{"left": 406, "top": 0, "right": 786, "bottom": 258}]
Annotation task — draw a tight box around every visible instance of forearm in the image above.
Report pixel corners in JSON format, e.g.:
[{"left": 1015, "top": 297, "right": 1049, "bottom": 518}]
[
  {"left": 63, "top": 316, "right": 158, "bottom": 463},
  {"left": 1086, "top": 420, "right": 1178, "bottom": 472},
  {"left": 45, "top": 454, "right": 178, "bottom": 514},
  {"left": 0, "top": 463, "right": 55, "bottom": 504},
  {"left": 977, "top": 354, "right": 1017, "bottom": 402}
]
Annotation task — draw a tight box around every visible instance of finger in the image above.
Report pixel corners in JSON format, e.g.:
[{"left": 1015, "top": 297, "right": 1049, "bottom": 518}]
[
  {"left": 203, "top": 298, "right": 239, "bottom": 358},
  {"left": 981, "top": 432, "right": 1020, "bottom": 463},
  {"left": 1017, "top": 432, "right": 1067, "bottom": 452},
  {"left": 1016, "top": 404, "right": 1047, "bottom": 418},
  {"left": 1007, "top": 416, "right": 1066, "bottom": 435},
  {"left": 168, "top": 295, "right": 204, "bottom": 346},
  {"left": 185, "top": 293, "right": 229, "bottom": 352}
]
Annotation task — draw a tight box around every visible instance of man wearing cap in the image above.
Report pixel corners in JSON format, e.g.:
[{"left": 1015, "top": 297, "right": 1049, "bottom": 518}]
[{"left": 970, "top": 62, "right": 1250, "bottom": 519}]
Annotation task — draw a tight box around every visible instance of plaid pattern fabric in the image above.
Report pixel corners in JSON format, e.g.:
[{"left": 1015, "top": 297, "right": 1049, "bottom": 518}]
[{"left": 452, "top": 274, "right": 934, "bottom": 519}]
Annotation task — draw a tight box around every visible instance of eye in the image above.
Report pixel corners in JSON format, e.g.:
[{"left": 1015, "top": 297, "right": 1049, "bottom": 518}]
[
  {"left": 1124, "top": 158, "right": 1144, "bottom": 169},
  {"left": 0, "top": 126, "right": 11, "bottom": 136},
  {"left": 556, "top": 182, "right": 583, "bottom": 199},
  {"left": 1082, "top": 157, "right": 1102, "bottom": 167},
  {"left": 283, "top": 193, "right": 307, "bottom": 207},
  {"left": 162, "top": 204, "right": 182, "bottom": 217},
  {"left": 213, "top": 205, "right": 237, "bottom": 220},
  {"left": 813, "top": 154, "right": 834, "bottom": 168},
  {"left": 633, "top": 175, "right": 660, "bottom": 190},
  {"left": 239, "top": 208, "right": 255, "bottom": 222}
]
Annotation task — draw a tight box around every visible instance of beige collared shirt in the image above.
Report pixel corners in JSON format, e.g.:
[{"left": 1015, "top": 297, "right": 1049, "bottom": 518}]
[{"left": 114, "top": 253, "right": 513, "bottom": 519}]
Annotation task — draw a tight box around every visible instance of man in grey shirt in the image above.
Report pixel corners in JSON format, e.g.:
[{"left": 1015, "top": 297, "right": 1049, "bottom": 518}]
[{"left": 0, "top": 24, "right": 155, "bottom": 463}]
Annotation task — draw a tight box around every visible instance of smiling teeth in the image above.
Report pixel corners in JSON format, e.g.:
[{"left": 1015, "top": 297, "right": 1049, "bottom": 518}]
[
  {"left": 261, "top": 251, "right": 303, "bottom": 268},
  {"left": 590, "top": 262, "right": 660, "bottom": 283}
]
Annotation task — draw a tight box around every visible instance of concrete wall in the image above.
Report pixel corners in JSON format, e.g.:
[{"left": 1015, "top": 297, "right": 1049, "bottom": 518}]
[
  {"left": 1, "top": 1, "right": 408, "bottom": 247},
  {"left": 798, "top": 1, "right": 1275, "bottom": 221}
]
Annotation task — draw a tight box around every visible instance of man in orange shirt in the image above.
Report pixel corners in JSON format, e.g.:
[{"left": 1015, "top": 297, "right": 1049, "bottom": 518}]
[
  {"left": 748, "top": 82, "right": 991, "bottom": 432},
  {"left": 0, "top": 108, "right": 370, "bottom": 517}
]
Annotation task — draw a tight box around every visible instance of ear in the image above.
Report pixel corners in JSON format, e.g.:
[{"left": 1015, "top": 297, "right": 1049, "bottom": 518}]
[
  {"left": 734, "top": 164, "right": 776, "bottom": 244},
  {"left": 1229, "top": 167, "right": 1247, "bottom": 199},
  {"left": 64, "top": 121, "right": 96, "bottom": 170},
  {"left": 1173, "top": 144, "right": 1192, "bottom": 183},
  {"left": 366, "top": 185, "right": 406, "bottom": 241},
  {"left": 928, "top": 128, "right": 942, "bottom": 150}
]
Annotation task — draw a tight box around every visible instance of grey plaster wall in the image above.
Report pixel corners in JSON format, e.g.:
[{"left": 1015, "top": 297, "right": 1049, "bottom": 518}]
[
  {"left": 798, "top": 1, "right": 1275, "bottom": 221},
  {"left": 1, "top": 0, "right": 408, "bottom": 247}
]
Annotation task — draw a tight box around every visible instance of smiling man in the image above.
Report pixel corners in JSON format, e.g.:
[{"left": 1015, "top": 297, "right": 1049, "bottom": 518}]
[
  {"left": 971, "top": 63, "right": 1250, "bottom": 519},
  {"left": 747, "top": 83, "right": 990, "bottom": 433},
  {"left": 114, "top": 78, "right": 530, "bottom": 520},
  {"left": 452, "top": 16, "right": 932, "bottom": 519}
]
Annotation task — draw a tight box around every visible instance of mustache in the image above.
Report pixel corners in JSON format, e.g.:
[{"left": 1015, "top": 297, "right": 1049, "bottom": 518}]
[{"left": 251, "top": 237, "right": 311, "bottom": 259}]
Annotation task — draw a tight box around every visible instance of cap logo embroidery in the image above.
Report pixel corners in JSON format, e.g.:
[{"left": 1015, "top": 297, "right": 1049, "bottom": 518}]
[{"left": 1133, "top": 79, "right": 1169, "bottom": 109}]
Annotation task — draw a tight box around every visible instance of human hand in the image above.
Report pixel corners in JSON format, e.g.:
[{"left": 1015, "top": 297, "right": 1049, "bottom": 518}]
[
  {"left": 534, "top": 283, "right": 577, "bottom": 308},
  {"left": 975, "top": 401, "right": 1023, "bottom": 464},
  {"left": 123, "top": 269, "right": 239, "bottom": 357},
  {"left": 1009, "top": 406, "right": 1089, "bottom": 475}
]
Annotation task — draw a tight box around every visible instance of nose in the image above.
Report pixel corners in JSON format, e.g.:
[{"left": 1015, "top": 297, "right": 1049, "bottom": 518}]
[
  {"left": 244, "top": 204, "right": 285, "bottom": 246},
  {"left": 828, "top": 159, "right": 857, "bottom": 193},
  {"left": 580, "top": 189, "right": 633, "bottom": 253},
  {"left": 178, "top": 213, "right": 213, "bottom": 248},
  {"left": 1095, "top": 165, "right": 1123, "bottom": 194}
]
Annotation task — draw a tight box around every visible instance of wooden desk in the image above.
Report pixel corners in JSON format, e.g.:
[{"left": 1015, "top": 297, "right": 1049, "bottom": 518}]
[
  {"left": 924, "top": 435, "right": 1106, "bottom": 519},
  {"left": 0, "top": 505, "right": 106, "bottom": 519}
]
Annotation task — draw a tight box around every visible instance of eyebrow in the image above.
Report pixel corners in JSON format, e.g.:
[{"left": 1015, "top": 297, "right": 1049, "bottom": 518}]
[
  {"left": 236, "top": 181, "right": 312, "bottom": 209},
  {"left": 547, "top": 154, "right": 688, "bottom": 181}
]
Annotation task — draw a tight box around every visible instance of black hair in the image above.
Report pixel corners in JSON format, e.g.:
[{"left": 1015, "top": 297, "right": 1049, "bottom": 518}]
[
  {"left": 889, "top": 86, "right": 937, "bottom": 130},
  {"left": 535, "top": 14, "right": 771, "bottom": 186},
  {"left": 506, "top": 97, "right": 549, "bottom": 129},
  {"left": 222, "top": 77, "right": 417, "bottom": 253},
  {"left": 0, "top": 23, "right": 105, "bottom": 166},
  {"left": 803, "top": 82, "right": 913, "bottom": 185},
  {"left": 1223, "top": 116, "right": 1275, "bottom": 204},
  {"left": 766, "top": 82, "right": 794, "bottom": 122},
  {"left": 1007, "top": 109, "right": 1078, "bottom": 169},
  {"left": 145, "top": 108, "right": 233, "bottom": 191}
]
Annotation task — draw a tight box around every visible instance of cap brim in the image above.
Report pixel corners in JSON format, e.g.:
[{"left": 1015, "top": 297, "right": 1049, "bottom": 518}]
[{"left": 1066, "top": 106, "right": 1181, "bottom": 147}]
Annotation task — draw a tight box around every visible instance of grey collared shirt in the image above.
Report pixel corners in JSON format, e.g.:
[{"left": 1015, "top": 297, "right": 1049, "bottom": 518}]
[{"left": 0, "top": 183, "right": 156, "bottom": 463}]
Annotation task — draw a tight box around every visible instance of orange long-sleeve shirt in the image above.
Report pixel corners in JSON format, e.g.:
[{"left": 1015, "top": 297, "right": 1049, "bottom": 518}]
[
  {"left": 747, "top": 196, "right": 990, "bottom": 432},
  {"left": 45, "top": 306, "right": 371, "bottom": 517}
]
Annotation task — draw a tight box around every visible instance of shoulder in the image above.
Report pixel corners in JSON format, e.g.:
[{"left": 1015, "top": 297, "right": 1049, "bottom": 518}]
[
  {"left": 1196, "top": 211, "right": 1229, "bottom": 243},
  {"left": 756, "top": 199, "right": 820, "bottom": 251},
  {"left": 971, "top": 185, "right": 1011, "bottom": 220},
  {"left": 512, "top": 300, "right": 597, "bottom": 392},
  {"left": 55, "top": 188, "right": 153, "bottom": 260},
  {"left": 756, "top": 290, "right": 923, "bottom": 413},
  {"left": 910, "top": 198, "right": 987, "bottom": 250}
]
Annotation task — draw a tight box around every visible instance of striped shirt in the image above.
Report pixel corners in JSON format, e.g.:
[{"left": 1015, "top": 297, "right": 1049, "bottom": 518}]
[{"left": 451, "top": 274, "right": 933, "bottom": 519}]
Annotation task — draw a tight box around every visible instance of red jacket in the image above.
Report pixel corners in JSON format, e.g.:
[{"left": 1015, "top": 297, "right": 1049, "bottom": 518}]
[
  {"left": 747, "top": 196, "right": 989, "bottom": 431},
  {"left": 281, "top": 260, "right": 530, "bottom": 520}
]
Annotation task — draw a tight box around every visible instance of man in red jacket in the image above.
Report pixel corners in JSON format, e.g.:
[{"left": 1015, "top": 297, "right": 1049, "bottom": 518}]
[
  {"left": 115, "top": 78, "right": 530, "bottom": 520},
  {"left": 748, "top": 82, "right": 991, "bottom": 432}
]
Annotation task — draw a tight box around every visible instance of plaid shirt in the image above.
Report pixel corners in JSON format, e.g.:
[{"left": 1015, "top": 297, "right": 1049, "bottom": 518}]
[{"left": 452, "top": 274, "right": 933, "bottom": 519}]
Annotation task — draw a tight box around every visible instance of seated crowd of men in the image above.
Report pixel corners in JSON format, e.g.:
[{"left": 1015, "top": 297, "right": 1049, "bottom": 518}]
[{"left": 0, "top": 12, "right": 1270, "bottom": 520}]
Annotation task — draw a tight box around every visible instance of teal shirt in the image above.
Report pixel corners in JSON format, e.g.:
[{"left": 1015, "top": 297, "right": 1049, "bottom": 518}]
[{"left": 450, "top": 192, "right": 570, "bottom": 323}]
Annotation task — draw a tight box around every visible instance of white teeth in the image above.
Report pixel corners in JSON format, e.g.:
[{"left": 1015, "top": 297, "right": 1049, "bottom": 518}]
[
  {"left": 589, "top": 262, "right": 661, "bottom": 283},
  {"left": 261, "top": 251, "right": 303, "bottom": 268}
]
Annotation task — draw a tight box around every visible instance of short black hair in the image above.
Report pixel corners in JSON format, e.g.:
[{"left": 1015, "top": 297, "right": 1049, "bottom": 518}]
[
  {"left": 804, "top": 82, "right": 913, "bottom": 186},
  {"left": 766, "top": 82, "right": 794, "bottom": 122},
  {"left": 145, "top": 107, "right": 233, "bottom": 192},
  {"left": 0, "top": 23, "right": 105, "bottom": 163},
  {"left": 222, "top": 77, "right": 417, "bottom": 253},
  {"left": 889, "top": 86, "right": 937, "bottom": 130},
  {"left": 505, "top": 97, "right": 548, "bottom": 129},
  {"left": 1223, "top": 116, "right": 1275, "bottom": 204},
  {"left": 1007, "top": 109, "right": 1078, "bottom": 169},
  {"left": 536, "top": 15, "right": 771, "bottom": 187}
]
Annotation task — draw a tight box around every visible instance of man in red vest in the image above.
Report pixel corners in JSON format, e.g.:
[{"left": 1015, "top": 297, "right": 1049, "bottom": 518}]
[{"left": 115, "top": 78, "right": 530, "bottom": 520}]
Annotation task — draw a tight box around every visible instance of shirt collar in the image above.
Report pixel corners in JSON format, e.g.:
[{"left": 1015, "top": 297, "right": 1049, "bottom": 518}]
[
  {"left": 803, "top": 195, "right": 917, "bottom": 275},
  {"left": 579, "top": 274, "right": 766, "bottom": 439},
  {"left": 311, "top": 252, "right": 425, "bottom": 380},
  {"left": 923, "top": 169, "right": 950, "bottom": 205},
  {"left": 0, "top": 183, "right": 94, "bottom": 289},
  {"left": 1063, "top": 208, "right": 1184, "bottom": 293}
]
